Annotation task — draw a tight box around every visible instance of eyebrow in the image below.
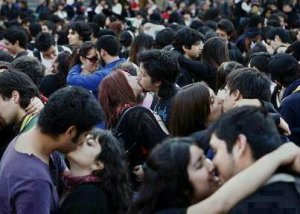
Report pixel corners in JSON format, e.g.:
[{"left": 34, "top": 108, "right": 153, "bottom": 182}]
[{"left": 193, "top": 154, "right": 203, "bottom": 167}]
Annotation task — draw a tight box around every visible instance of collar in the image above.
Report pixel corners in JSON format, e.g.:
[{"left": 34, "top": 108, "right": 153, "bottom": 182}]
[{"left": 19, "top": 114, "right": 35, "bottom": 132}]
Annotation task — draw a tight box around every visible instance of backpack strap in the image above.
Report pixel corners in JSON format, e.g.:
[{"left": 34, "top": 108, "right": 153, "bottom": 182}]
[{"left": 114, "top": 106, "right": 136, "bottom": 131}]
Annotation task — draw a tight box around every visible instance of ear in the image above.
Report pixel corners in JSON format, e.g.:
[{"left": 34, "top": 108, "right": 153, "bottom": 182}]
[
  {"left": 232, "top": 134, "right": 248, "bottom": 160},
  {"left": 11, "top": 90, "right": 20, "bottom": 104},
  {"left": 65, "top": 125, "right": 77, "bottom": 140},
  {"left": 79, "top": 56, "right": 85, "bottom": 64},
  {"left": 153, "top": 80, "right": 162, "bottom": 87},
  {"left": 91, "top": 160, "right": 105, "bottom": 171},
  {"left": 231, "top": 89, "right": 242, "bottom": 101},
  {"left": 182, "top": 45, "right": 190, "bottom": 53}
]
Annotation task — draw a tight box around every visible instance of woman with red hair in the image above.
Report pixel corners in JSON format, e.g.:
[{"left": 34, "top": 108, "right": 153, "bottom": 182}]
[{"left": 99, "top": 69, "right": 168, "bottom": 187}]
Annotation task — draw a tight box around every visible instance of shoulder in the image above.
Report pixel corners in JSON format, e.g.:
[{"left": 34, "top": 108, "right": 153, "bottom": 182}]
[{"left": 230, "top": 180, "right": 300, "bottom": 214}]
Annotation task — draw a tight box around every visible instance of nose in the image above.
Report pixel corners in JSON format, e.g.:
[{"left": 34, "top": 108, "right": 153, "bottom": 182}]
[{"left": 205, "top": 158, "right": 215, "bottom": 172}]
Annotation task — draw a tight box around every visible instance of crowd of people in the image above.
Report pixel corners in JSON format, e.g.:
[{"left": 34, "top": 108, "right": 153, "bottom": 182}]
[{"left": 0, "top": 0, "right": 300, "bottom": 213}]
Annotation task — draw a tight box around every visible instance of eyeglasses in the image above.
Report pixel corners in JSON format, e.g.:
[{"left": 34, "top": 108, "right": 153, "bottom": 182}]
[{"left": 84, "top": 56, "right": 99, "bottom": 63}]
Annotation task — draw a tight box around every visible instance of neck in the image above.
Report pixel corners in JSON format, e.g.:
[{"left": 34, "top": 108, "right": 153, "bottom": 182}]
[
  {"left": 16, "top": 108, "right": 27, "bottom": 125},
  {"left": 184, "top": 53, "right": 192, "bottom": 59},
  {"left": 105, "top": 56, "right": 120, "bottom": 64},
  {"left": 15, "top": 47, "right": 26, "bottom": 54},
  {"left": 21, "top": 127, "right": 58, "bottom": 163},
  {"left": 68, "top": 161, "right": 92, "bottom": 177}
]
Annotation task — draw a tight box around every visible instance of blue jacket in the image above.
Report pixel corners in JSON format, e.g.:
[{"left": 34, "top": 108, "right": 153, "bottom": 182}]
[
  {"left": 279, "top": 79, "right": 300, "bottom": 145},
  {"left": 67, "top": 58, "right": 126, "bottom": 97}
]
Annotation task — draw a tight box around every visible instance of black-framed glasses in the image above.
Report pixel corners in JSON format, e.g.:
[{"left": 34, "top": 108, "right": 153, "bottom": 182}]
[{"left": 84, "top": 56, "right": 99, "bottom": 63}]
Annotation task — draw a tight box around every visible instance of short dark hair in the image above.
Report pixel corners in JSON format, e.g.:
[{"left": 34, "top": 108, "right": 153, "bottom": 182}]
[
  {"left": 173, "top": 27, "right": 203, "bottom": 54},
  {"left": 139, "top": 50, "right": 180, "bottom": 97},
  {"left": 216, "top": 61, "right": 243, "bottom": 91},
  {"left": 268, "top": 53, "right": 300, "bottom": 87},
  {"left": 9, "top": 56, "right": 45, "bottom": 88},
  {"left": 249, "top": 52, "right": 271, "bottom": 74},
  {"left": 69, "top": 21, "right": 92, "bottom": 42},
  {"left": 35, "top": 32, "right": 56, "bottom": 52},
  {"left": 96, "top": 35, "right": 120, "bottom": 56},
  {"left": 266, "top": 27, "right": 291, "bottom": 43},
  {"left": 29, "top": 23, "right": 42, "bottom": 38},
  {"left": 217, "top": 19, "right": 235, "bottom": 36},
  {"left": 3, "top": 27, "right": 28, "bottom": 48},
  {"left": 155, "top": 28, "right": 175, "bottom": 49},
  {"left": 0, "top": 70, "right": 39, "bottom": 109},
  {"left": 38, "top": 87, "right": 103, "bottom": 137},
  {"left": 210, "top": 106, "right": 282, "bottom": 160},
  {"left": 226, "top": 68, "right": 271, "bottom": 101}
]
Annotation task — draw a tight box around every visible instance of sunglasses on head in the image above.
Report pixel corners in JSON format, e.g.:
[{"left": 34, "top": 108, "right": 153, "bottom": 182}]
[{"left": 84, "top": 56, "right": 99, "bottom": 63}]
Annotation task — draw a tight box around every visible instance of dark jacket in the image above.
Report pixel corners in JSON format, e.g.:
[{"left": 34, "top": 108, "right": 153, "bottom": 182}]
[
  {"left": 229, "top": 174, "right": 300, "bottom": 214},
  {"left": 176, "top": 55, "right": 217, "bottom": 90},
  {"left": 279, "top": 79, "right": 300, "bottom": 145}
]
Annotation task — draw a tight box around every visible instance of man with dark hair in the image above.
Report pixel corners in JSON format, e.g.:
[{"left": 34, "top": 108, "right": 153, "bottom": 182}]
[
  {"left": 268, "top": 53, "right": 300, "bottom": 144},
  {"left": 0, "top": 70, "right": 40, "bottom": 158},
  {"left": 172, "top": 27, "right": 205, "bottom": 87},
  {"left": 67, "top": 35, "right": 125, "bottom": 97},
  {"left": 33, "top": 32, "right": 70, "bottom": 75},
  {"left": 9, "top": 56, "right": 45, "bottom": 88},
  {"left": 138, "top": 49, "right": 180, "bottom": 127},
  {"left": 0, "top": 0, "right": 19, "bottom": 20},
  {"left": 27, "top": 22, "right": 42, "bottom": 51},
  {"left": 0, "top": 86, "right": 103, "bottom": 213},
  {"left": 216, "top": 19, "right": 243, "bottom": 64},
  {"left": 266, "top": 27, "right": 291, "bottom": 52},
  {"left": 3, "top": 27, "right": 33, "bottom": 58},
  {"left": 210, "top": 106, "right": 300, "bottom": 213},
  {"left": 222, "top": 67, "right": 271, "bottom": 112}
]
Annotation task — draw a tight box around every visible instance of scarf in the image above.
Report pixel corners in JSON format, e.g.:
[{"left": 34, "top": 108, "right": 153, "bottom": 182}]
[{"left": 62, "top": 174, "right": 101, "bottom": 191}]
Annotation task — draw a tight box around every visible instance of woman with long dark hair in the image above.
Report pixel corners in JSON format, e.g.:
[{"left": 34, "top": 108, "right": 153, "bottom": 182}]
[
  {"left": 128, "top": 33, "right": 154, "bottom": 66},
  {"left": 132, "top": 138, "right": 300, "bottom": 214},
  {"left": 40, "top": 50, "right": 71, "bottom": 97},
  {"left": 170, "top": 82, "right": 223, "bottom": 137},
  {"left": 60, "top": 129, "right": 132, "bottom": 214},
  {"left": 68, "top": 41, "right": 99, "bottom": 75}
]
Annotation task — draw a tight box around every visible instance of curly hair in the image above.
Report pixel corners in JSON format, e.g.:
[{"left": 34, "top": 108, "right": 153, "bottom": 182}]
[{"left": 91, "top": 129, "right": 132, "bottom": 214}]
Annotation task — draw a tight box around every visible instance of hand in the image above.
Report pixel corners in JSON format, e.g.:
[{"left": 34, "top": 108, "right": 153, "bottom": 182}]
[
  {"left": 232, "top": 99, "right": 261, "bottom": 108},
  {"left": 132, "top": 165, "right": 144, "bottom": 182},
  {"left": 279, "top": 117, "right": 291, "bottom": 136},
  {"left": 25, "top": 97, "right": 44, "bottom": 116},
  {"left": 262, "top": 40, "right": 274, "bottom": 54}
]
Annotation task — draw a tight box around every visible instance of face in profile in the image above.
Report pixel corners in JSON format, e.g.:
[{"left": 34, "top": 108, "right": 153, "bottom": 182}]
[
  {"left": 187, "top": 145, "right": 219, "bottom": 202},
  {"left": 68, "top": 29, "right": 81, "bottom": 47},
  {"left": 220, "top": 84, "right": 236, "bottom": 113},
  {"left": 121, "top": 70, "right": 142, "bottom": 97},
  {"left": 67, "top": 134, "right": 102, "bottom": 172},
  {"left": 209, "top": 134, "right": 235, "bottom": 184},
  {"left": 58, "top": 130, "right": 90, "bottom": 154},
  {"left": 0, "top": 93, "right": 19, "bottom": 126},
  {"left": 207, "top": 87, "right": 223, "bottom": 124},
  {"left": 81, "top": 48, "right": 99, "bottom": 73},
  {"left": 137, "top": 64, "right": 157, "bottom": 93}
]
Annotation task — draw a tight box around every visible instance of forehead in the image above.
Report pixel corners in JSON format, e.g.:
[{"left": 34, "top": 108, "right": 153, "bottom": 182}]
[
  {"left": 189, "top": 145, "right": 203, "bottom": 162},
  {"left": 210, "top": 133, "right": 226, "bottom": 149}
]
